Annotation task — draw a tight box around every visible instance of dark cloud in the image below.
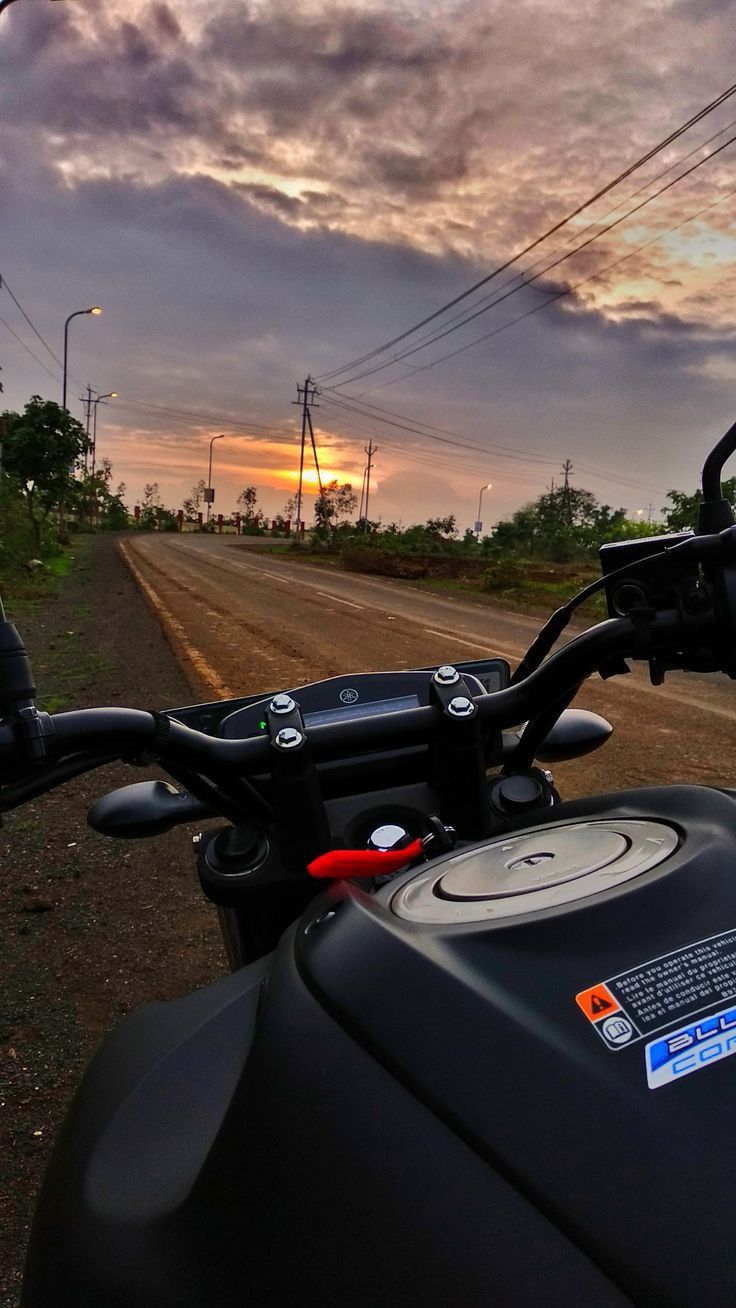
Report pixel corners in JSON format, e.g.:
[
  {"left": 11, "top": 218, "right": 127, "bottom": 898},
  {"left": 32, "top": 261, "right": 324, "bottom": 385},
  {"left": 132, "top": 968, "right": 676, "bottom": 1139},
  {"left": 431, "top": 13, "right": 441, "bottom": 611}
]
[{"left": 2, "top": 0, "right": 736, "bottom": 525}]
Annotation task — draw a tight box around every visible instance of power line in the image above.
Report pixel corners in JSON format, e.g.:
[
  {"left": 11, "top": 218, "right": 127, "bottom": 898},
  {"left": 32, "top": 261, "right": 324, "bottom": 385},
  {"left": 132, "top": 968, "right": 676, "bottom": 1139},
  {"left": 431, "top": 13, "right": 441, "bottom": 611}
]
[
  {"left": 319, "top": 77, "right": 736, "bottom": 384},
  {"left": 318, "top": 413, "right": 667, "bottom": 502},
  {"left": 329, "top": 129, "right": 736, "bottom": 389},
  {"left": 113, "top": 395, "right": 294, "bottom": 439},
  {"left": 0, "top": 275, "right": 64, "bottom": 369},
  {"left": 0, "top": 275, "right": 89, "bottom": 394},
  {"left": 367, "top": 112, "right": 736, "bottom": 369},
  {"left": 398, "top": 177, "right": 736, "bottom": 378},
  {"left": 321, "top": 388, "right": 561, "bottom": 466},
  {"left": 320, "top": 393, "right": 664, "bottom": 492},
  {"left": 317, "top": 397, "right": 665, "bottom": 498},
  {"left": 0, "top": 311, "right": 62, "bottom": 385}
]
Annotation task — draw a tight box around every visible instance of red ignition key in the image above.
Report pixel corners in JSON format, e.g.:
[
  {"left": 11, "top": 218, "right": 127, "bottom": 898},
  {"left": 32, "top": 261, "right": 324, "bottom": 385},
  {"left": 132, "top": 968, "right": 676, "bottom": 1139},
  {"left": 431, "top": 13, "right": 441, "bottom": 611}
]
[{"left": 307, "top": 838, "right": 424, "bottom": 879}]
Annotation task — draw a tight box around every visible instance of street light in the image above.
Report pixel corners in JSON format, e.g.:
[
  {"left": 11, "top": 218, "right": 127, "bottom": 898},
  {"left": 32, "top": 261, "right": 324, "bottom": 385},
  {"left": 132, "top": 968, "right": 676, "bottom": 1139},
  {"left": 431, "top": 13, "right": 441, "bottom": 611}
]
[
  {"left": 63, "top": 306, "right": 101, "bottom": 411},
  {"left": 206, "top": 434, "right": 226, "bottom": 525},
  {"left": 475, "top": 481, "right": 493, "bottom": 537}
]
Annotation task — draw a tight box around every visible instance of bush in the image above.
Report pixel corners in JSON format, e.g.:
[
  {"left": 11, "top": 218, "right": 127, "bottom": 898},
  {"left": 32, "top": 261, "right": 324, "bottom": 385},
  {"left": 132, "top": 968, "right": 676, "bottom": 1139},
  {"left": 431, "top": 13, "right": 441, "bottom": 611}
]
[{"left": 482, "top": 555, "right": 527, "bottom": 590}]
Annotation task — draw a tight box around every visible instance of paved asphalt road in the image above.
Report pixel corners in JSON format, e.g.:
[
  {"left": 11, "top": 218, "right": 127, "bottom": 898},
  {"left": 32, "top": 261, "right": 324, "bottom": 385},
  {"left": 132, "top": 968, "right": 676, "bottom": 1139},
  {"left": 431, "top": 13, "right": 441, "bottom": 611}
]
[{"left": 122, "top": 533, "right": 736, "bottom": 799}]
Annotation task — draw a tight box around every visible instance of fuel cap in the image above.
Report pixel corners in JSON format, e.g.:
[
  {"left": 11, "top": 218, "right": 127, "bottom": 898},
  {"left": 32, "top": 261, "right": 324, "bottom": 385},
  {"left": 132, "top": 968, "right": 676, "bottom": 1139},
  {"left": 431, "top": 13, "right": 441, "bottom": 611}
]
[
  {"left": 391, "top": 819, "right": 678, "bottom": 924},
  {"left": 438, "top": 826, "right": 627, "bottom": 900}
]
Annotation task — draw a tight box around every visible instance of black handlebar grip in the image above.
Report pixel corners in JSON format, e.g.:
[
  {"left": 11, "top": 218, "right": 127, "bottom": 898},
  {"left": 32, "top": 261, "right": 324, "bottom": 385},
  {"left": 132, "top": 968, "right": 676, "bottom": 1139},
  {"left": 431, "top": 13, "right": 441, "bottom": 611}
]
[{"left": 0, "top": 621, "right": 36, "bottom": 714}]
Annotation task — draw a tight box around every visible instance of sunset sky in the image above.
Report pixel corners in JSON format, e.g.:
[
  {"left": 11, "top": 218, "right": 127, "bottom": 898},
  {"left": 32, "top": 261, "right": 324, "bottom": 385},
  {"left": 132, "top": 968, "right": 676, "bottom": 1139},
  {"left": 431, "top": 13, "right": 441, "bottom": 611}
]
[{"left": 2, "top": 0, "right": 736, "bottom": 529}]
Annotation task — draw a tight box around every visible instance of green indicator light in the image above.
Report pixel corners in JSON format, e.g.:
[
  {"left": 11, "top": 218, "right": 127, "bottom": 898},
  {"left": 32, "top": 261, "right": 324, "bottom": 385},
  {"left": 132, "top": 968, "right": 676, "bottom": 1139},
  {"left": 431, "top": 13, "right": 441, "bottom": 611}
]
[{"left": 259, "top": 720, "right": 267, "bottom": 731}]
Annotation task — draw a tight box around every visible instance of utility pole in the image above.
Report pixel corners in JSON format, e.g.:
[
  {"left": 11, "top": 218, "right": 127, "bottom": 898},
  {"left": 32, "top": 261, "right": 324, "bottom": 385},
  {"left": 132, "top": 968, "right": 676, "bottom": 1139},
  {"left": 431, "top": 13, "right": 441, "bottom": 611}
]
[
  {"left": 363, "top": 440, "right": 377, "bottom": 530},
  {"left": 561, "top": 459, "right": 574, "bottom": 525},
  {"left": 92, "top": 399, "right": 99, "bottom": 479},
  {"left": 82, "top": 385, "right": 93, "bottom": 472},
  {"left": 292, "top": 376, "right": 319, "bottom": 532},
  {"left": 306, "top": 407, "right": 323, "bottom": 495}
]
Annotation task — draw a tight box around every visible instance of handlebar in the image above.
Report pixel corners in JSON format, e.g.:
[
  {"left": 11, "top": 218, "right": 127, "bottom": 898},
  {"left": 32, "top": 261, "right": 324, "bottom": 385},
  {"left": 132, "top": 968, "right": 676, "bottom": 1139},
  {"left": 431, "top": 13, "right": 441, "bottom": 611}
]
[{"left": 0, "top": 608, "right": 689, "bottom": 798}]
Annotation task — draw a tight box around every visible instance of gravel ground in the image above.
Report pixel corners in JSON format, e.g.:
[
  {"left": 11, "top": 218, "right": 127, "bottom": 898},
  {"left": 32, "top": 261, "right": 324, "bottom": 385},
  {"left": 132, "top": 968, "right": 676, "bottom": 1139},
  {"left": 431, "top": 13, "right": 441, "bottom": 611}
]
[{"left": 0, "top": 536, "right": 222, "bottom": 1307}]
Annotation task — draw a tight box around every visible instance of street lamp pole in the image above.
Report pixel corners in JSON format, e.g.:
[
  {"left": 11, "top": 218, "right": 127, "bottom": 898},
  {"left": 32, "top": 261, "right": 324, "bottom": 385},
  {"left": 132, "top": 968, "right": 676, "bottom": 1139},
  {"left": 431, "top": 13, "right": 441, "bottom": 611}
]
[
  {"left": 63, "top": 306, "right": 101, "bottom": 411},
  {"left": 476, "top": 481, "right": 493, "bottom": 538},
  {"left": 207, "top": 434, "right": 225, "bottom": 525}
]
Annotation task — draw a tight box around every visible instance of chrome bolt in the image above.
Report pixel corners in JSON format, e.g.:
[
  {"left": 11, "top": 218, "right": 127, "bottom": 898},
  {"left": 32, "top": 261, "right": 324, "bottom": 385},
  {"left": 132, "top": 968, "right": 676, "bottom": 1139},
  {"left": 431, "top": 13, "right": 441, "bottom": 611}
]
[
  {"left": 270, "top": 693, "right": 296, "bottom": 714},
  {"left": 434, "top": 664, "right": 460, "bottom": 686},
  {"left": 275, "top": 726, "right": 303, "bottom": 749},
  {"left": 447, "top": 696, "right": 475, "bottom": 717}
]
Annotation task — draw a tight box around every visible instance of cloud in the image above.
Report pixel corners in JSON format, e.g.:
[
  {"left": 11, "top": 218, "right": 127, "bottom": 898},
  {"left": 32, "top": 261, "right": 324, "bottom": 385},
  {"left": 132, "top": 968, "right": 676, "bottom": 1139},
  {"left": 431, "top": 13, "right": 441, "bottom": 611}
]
[{"left": 2, "top": 0, "right": 736, "bottom": 525}]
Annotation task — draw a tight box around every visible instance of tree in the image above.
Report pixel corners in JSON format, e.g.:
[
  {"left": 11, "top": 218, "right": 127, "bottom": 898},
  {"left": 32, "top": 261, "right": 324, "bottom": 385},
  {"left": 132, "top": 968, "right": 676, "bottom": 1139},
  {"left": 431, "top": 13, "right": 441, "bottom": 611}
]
[
  {"left": 182, "top": 478, "right": 207, "bottom": 520},
  {"left": 1, "top": 396, "right": 88, "bottom": 548},
  {"left": 425, "top": 514, "right": 458, "bottom": 540},
  {"left": 662, "top": 478, "right": 736, "bottom": 532},
  {"left": 236, "top": 485, "right": 265, "bottom": 531},
  {"left": 492, "top": 486, "right": 653, "bottom": 562},
  {"left": 313, "top": 481, "right": 358, "bottom": 536},
  {"left": 71, "top": 458, "right": 129, "bottom": 530},
  {"left": 140, "top": 482, "right": 163, "bottom": 529},
  {"left": 236, "top": 485, "right": 257, "bottom": 516}
]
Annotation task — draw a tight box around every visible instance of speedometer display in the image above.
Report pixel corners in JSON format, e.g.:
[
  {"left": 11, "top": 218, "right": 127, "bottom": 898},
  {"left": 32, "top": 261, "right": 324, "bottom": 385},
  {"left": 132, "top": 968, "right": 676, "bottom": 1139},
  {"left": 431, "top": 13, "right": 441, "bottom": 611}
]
[{"left": 303, "top": 694, "right": 420, "bottom": 728}]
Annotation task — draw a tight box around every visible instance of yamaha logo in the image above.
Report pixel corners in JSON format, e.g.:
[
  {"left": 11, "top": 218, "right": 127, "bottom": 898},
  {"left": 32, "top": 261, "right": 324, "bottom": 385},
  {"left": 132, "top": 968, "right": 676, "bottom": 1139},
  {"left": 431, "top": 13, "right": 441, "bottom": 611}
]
[{"left": 340, "top": 688, "right": 359, "bottom": 704}]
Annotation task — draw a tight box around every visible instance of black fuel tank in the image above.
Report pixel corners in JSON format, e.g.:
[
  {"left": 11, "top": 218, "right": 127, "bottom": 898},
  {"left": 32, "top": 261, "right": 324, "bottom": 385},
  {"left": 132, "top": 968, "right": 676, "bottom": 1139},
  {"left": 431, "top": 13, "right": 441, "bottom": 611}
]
[{"left": 299, "top": 784, "right": 736, "bottom": 1306}]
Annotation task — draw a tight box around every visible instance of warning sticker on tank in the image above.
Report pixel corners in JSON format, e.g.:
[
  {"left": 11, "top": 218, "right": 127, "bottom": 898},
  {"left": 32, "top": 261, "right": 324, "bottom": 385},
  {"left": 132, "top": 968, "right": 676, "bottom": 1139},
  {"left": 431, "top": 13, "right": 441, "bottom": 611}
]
[{"left": 575, "top": 928, "right": 736, "bottom": 1051}]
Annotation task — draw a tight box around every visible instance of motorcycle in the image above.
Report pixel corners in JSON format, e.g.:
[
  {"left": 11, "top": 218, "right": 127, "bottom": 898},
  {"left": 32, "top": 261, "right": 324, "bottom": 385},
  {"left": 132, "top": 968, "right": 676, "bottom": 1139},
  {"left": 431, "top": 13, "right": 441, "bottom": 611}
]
[{"left": 5, "top": 419, "right": 736, "bottom": 1305}]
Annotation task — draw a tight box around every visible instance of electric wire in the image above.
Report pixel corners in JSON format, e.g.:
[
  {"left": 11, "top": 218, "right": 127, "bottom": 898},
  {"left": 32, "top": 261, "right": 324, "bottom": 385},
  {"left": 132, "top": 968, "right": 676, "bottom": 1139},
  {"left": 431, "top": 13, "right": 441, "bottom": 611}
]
[
  {"left": 318, "top": 78, "right": 736, "bottom": 383},
  {"left": 0, "top": 311, "right": 63, "bottom": 386},
  {"left": 0, "top": 275, "right": 89, "bottom": 394},
  {"left": 329, "top": 129, "right": 736, "bottom": 389},
  {"left": 0, "top": 276, "right": 64, "bottom": 369},
  {"left": 320, "top": 394, "right": 559, "bottom": 465},
  {"left": 322, "top": 389, "right": 668, "bottom": 494},
  {"left": 368, "top": 112, "right": 736, "bottom": 371},
  {"left": 317, "top": 399, "right": 667, "bottom": 499},
  {"left": 318, "top": 392, "right": 667, "bottom": 495},
  {"left": 114, "top": 395, "right": 295, "bottom": 440},
  {"left": 320, "top": 389, "right": 561, "bottom": 466},
  {"left": 400, "top": 178, "right": 736, "bottom": 378}
]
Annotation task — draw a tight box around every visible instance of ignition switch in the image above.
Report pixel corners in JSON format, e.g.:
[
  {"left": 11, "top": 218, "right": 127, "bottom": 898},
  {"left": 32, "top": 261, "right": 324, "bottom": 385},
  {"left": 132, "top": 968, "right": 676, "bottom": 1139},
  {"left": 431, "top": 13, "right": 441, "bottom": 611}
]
[{"left": 489, "top": 769, "right": 556, "bottom": 818}]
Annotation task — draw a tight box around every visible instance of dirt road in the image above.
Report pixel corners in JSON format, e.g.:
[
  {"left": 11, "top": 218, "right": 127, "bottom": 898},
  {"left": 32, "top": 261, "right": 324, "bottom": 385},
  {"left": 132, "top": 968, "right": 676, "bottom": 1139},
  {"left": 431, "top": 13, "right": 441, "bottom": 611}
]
[
  {"left": 123, "top": 533, "right": 736, "bottom": 796},
  {"left": 0, "top": 538, "right": 222, "bottom": 1306}
]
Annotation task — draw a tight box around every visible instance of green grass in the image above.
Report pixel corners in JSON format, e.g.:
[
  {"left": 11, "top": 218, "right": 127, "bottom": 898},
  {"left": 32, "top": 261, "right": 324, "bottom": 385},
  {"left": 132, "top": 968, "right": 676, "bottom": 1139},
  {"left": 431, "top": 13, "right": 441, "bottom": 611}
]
[
  {"left": 3, "top": 553, "right": 78, "bottom": 617},
  {"left": 411, "top": 573, "right": 607, "bottom": 618},
  {"left": 35, "top": 647, "right": 112, "bottom": 714},
  {"left": 45, "top": 554, "right": 73, "bottom": 579}
]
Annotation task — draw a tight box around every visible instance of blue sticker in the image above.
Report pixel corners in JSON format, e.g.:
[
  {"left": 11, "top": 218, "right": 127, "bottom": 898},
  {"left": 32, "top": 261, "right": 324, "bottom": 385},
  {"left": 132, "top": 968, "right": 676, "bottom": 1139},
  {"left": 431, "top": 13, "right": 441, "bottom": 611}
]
[{"left": 645, "top": 1005, "right": 736, "bottom": 1089}]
